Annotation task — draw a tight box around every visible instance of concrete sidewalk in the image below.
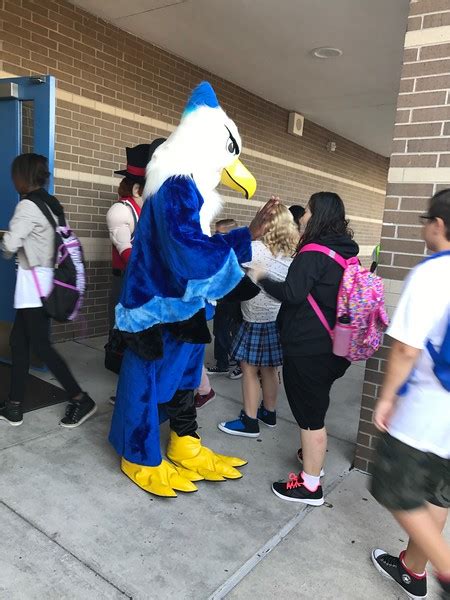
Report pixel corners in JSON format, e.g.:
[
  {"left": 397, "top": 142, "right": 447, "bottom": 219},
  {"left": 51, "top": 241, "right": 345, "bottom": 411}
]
[{"left": 0, "top": 337, "right": 447, "bottom": 599}]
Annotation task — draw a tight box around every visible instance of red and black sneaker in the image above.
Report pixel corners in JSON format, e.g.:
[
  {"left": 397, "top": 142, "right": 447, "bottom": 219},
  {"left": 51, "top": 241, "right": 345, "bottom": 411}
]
[
  {"left": 271, "top": 472, "right": 324, "bottom": 506},
  {"left": 194, "top": 388, "right": 216, "bottom": 409},
  {"left": 371, "top": 549, "right": 427, "bottom": 600}
]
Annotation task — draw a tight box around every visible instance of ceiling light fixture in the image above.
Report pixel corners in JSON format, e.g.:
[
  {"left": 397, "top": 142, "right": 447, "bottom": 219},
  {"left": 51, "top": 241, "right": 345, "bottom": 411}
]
[{"left": 311, "top": 47, "right": 343, "bottom": 59}]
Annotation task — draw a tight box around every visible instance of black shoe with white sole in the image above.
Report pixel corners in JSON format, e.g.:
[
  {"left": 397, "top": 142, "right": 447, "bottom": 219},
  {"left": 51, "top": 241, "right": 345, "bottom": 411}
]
[
  {"left": 0, "top": 401, "right": 23, "bottom": 427},
  {"left": 257, "top": 404, "right": 276, "bottom": 427},
  {"left": 272, "top": 472, "right": 324, "bottom": 506},
  {"left": 60, "top": 394, "right": 97, "bottom": 429},
  {"left": 371, "top": 549, "right": 427, "bottom": 600},
  {"left": 206, "top": 365, "right": 229, "bottom": 376}
]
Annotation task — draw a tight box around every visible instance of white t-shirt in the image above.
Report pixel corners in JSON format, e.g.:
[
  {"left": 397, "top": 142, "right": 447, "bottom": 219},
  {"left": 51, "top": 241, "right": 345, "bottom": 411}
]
[
  {"left": 241, "top": 241, "right": 292, "bottom": 323},
  {"left": 14, "top": 266, "right": 54, "bottom": 309},
  {"left": 387, "top": 253, "right": 450, "bottom": 458}
]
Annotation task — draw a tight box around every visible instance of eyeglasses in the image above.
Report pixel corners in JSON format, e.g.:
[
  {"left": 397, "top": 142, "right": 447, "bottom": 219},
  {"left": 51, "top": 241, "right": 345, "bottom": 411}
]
[{"left": 419, "top": 214, "right": 436, "bottom": 223}]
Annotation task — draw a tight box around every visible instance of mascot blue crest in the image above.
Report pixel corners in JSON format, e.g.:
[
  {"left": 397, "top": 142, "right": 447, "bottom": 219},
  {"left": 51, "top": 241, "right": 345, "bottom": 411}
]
[{"left": 183, "top": 81, "right": 220, "bottom": 115}]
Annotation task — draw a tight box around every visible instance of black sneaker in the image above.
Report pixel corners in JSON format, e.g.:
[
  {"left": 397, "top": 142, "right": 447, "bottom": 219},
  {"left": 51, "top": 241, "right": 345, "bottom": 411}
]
[
  {"left": 371, "top": 549, "right": 427, "bottom": 600},
  {"left": 297, "top": 447, "right": 325, "bottom": 477},
  {"left": 257, "top": 404, "right": 276, "bottom": 427},
  {"left": 60, "top": 394, "right": 97, "bottom": 429},
  {"left": 0, "top": 401, "right": 23, "bottom": 427},
  {"left": 206, "top": 365, "right": 229, "bottom": 375},
  {"left": 438, "top": 576, "right": 450, "bottom": 600},
  {"left": 272, "top": 472, "right": 324, "bottom": 505},
  {"left": 229, "top": 366, "right": 243, "bottom": 380},
  {"left": 218, "top": 410, "right": 260, "bottom": 437}
]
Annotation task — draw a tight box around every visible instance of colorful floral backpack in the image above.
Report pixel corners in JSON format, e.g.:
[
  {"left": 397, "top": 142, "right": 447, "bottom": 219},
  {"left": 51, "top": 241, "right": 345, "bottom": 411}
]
[{"left": 299, "top": 244, "right": 389, "bottom": 362}]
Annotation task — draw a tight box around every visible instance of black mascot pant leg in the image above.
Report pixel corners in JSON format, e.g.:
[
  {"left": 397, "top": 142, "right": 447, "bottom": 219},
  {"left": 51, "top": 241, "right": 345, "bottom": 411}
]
[{"left": 165, "top": 389, "right": 198, "bottom": 437}]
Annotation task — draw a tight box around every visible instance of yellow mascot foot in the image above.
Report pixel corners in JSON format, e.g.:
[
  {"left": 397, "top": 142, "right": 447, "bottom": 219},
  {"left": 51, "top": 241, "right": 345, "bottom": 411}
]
[
  {"left": 167, "top": 431, "right": 245, "bottom": 481},
  {"left": 121, "top": 457, "right": 198, "bottom": 497},
  {"left": 213, "top": 454, "right": 248, "bottom": 468}
]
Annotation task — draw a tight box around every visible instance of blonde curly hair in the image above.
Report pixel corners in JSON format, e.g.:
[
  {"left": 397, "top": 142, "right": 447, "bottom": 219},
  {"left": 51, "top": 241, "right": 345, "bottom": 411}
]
[{"left": 262, "top": 203, "right": 299, "bottom": 257}]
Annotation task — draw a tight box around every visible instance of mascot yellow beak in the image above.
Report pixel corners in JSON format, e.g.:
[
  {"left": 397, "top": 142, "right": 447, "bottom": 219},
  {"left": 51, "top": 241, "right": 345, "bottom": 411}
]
[{"left": 221, "top": 159, "right": 257, "bottom": 199}]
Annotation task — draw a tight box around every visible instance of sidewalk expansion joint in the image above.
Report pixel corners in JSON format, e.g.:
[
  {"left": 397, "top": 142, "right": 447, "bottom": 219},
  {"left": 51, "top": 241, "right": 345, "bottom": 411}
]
[
  {"left": 207, "top": 469, "right": 351, "bottom": 600},
  {"left": 0, "top": 500, "right": 132, "bottom": 599}
]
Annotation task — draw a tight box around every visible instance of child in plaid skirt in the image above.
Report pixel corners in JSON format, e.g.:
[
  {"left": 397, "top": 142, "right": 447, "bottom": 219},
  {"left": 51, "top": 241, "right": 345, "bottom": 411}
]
[{"left": 218, "top": 204, "right": 298, "bottom": 437}]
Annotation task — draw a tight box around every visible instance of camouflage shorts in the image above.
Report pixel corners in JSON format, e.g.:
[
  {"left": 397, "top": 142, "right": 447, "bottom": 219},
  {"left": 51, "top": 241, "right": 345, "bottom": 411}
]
[{"left": 371, "top": 433, "right": 450, "bottom": 511}]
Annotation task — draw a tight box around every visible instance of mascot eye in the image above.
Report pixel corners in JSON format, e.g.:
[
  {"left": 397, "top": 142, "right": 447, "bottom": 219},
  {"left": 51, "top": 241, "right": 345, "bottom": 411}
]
[{"left": 225, "top": 126, "right": 239, "bottom": 155}]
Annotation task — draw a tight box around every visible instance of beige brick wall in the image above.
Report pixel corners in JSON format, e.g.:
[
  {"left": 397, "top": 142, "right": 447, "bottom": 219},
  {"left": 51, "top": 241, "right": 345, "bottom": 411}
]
[
  {"left": 356, "top": 0, "right": 450, "bottom": 472},
  {"left": 1, "top": 0, "right": 388, "bottom": 340}
]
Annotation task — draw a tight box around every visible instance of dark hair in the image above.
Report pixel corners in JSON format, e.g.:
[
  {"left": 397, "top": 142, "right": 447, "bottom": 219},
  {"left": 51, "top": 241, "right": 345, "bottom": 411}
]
[
  {"left": 11, "top": 153, "right": 64, "bottom": 218},
  {"left": 289, "top": 205, "right": 305, "bottom": 225},
  {"left": 118, "top": 177, "right": 144, "bottom": 198},
  {"left": 216, "top": 218, "right": 238, "bottom": 227},
  {"left": 427, "top": 189, "right": 450, "bottom": 240},
  {"left": 300, "top": 191, "right": 352, "bottom": 249},
  {"left": 11, "top": 153, "right": 50, "bottom": 188}
]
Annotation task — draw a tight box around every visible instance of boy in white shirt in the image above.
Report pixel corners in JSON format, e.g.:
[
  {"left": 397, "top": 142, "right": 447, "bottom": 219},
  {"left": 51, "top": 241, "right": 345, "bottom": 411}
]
[{"left": 371, "top": 189, "right": 450, "bottom": 600}]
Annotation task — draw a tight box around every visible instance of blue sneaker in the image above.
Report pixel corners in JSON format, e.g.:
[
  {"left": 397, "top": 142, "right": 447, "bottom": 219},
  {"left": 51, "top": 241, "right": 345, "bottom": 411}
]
[
  {"left": 218, "top": 410, "right": 260, "bottom": 438},
  {"left": 257, "top": 404, "right": 276, "bottom": 427}
]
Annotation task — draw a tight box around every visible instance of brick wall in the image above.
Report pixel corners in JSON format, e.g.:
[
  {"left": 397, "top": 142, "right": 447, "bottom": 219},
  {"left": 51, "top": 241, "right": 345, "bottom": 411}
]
[
  {"left": 355, "top": 0, "right": 450, "bottom": 472},
  {"left": 1, "top": 0, "right": 388, "bottom": 341}
]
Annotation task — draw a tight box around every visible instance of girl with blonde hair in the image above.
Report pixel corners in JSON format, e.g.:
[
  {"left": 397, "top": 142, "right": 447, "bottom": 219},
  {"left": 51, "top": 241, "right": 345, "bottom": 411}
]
[{"left": 218, "top": 203, "right": 298, "bottom": 437}]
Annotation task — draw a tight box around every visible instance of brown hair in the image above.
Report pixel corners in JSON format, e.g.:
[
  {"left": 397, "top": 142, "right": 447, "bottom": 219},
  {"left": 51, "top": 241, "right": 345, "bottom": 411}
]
[
  {"left": 118, "top": 177, "right": 144, "bottom": 198},
  {"left": 11, "top": 153, "right": 50, "bottom": 188}
]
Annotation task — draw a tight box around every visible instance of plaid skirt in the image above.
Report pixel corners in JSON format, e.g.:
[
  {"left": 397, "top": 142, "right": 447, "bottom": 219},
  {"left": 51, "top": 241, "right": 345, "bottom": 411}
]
[{"left": 231, "top": 321, "right": 283, "bottom": 367}]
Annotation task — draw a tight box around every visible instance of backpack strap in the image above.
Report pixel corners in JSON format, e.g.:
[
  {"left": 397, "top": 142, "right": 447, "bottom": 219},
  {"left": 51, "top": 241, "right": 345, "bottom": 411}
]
[
  {"left": 299, "top": 243, "right": 352, "bottom": 339},
  {"left": 300, "top": 243, "right": 349, "bottom": 269},
  {"left": 306, "top": 292, "right": 333, "bottom": 337},
  {"left": 120, "top": 199, "right": 139, "bottom": 241},
  {"left": 426, "top": 339, "right": 439, "bottom": 362},
  {"left": 28, "top": 196, "right": 58, "bottom": 231}
]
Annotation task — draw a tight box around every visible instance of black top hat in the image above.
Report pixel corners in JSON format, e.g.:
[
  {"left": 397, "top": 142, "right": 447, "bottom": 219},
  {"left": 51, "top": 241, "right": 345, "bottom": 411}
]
[{"left": 114, "top": 138, "right": 166, "bottom": 184}]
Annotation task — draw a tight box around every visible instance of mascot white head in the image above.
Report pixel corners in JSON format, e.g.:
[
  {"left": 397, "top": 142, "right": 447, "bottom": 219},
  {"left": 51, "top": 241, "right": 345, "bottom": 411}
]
[{"left": 144, "top": 81, "right": 257, "bottom": 234}]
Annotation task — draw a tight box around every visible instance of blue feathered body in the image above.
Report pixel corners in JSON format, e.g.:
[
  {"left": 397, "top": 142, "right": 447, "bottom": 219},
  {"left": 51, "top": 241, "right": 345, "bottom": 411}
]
[
  {"left": 115, "top": 176, "right": 251, "bottom": 332},
  {"left": 109, "top": 176, "right": 252, "bottom": 466}
]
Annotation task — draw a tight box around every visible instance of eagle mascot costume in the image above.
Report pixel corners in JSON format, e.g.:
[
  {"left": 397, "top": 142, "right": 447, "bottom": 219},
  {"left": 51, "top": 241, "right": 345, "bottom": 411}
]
[{"left": 109, "top": 81, "right": 262, "bottom": 497}]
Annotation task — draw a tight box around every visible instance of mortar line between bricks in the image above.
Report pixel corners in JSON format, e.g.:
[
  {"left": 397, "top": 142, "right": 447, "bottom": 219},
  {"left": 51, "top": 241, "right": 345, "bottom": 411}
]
[
  {"left": 0, "top": 500, "right": 132, "bottom": 599},
  {"left": 216, "top": 392, "right": 357, "bottom": 447},
  {"left": 207, "top": 469, "right": 352, "bottom": 600}
]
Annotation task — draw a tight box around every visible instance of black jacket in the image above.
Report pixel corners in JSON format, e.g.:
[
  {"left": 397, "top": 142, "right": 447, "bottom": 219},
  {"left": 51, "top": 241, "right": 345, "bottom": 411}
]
[{"left": 260, "top": 234, "right": 359, "bottom": 357}]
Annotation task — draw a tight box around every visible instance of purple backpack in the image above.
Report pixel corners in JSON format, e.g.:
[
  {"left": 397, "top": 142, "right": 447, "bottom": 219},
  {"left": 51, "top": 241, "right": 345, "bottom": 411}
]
[
  {"left": 30, "top": 194, "right": 86, "bottom": 323},
  {"left": 300, "top": 244, "right": 389, "bottom": 362}
]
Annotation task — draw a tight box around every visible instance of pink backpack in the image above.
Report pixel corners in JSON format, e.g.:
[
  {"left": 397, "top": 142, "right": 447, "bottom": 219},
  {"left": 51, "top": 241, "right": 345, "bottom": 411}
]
[{"left": 299, "top": 244, "right": 389, "bottom": 362}]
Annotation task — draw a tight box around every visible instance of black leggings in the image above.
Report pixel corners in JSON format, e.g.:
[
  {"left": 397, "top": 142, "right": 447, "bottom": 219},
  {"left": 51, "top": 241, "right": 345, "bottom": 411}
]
[
  {"left": 283, "top": 354, "right": 350, "bottom": 430},
  {"left": 9, "top": 308, "right": 82, "bottom": 404}
]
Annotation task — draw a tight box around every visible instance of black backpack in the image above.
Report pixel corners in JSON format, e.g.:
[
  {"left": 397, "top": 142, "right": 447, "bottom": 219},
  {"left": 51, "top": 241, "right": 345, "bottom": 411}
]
[{"left": 29, "top": 191, "right": 86, "bottom": 323}]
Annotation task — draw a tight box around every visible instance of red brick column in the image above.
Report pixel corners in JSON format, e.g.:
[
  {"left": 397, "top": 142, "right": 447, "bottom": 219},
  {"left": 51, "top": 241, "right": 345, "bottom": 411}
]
[{"left": 355, "top": 0, "right": 450, "bottom": 472}]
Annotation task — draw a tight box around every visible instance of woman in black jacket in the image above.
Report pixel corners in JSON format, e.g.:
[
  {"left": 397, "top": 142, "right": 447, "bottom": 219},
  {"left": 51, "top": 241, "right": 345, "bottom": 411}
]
[{"left": 256, "top": 192, "right": 359, "bottom": 506}]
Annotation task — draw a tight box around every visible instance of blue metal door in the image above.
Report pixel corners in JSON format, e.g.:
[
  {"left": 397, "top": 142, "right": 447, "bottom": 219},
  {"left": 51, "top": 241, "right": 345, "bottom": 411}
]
[{"left": 0, "top": 76, "right": 55, "bottom": 362}]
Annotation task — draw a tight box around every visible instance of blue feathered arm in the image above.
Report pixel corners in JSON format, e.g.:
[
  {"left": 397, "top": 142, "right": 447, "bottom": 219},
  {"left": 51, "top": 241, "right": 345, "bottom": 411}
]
[{"left": 115, "top": 176, "right": 251, "bottom": 333}]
